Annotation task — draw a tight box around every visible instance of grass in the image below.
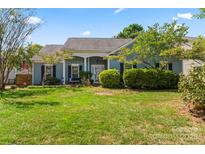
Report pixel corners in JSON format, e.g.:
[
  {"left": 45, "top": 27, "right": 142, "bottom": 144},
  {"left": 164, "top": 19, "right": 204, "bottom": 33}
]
[{"left": 0, "top": 86, "right": 205, "bottom": 144}]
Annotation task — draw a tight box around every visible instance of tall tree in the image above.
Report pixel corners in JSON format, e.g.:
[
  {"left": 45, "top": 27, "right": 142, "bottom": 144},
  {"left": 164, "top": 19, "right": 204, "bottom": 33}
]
[
  {"left": 0, "top": 9, "right": 41, "bottom": 90},
  {"left": 194, "top": 8, "right": 205, "bottom": 19},
  {"left": 115, "top": 23, "right": 144, "bottom": 39},
  {"left": 110, "top": 21, "right": 189, "bottom": 68}
]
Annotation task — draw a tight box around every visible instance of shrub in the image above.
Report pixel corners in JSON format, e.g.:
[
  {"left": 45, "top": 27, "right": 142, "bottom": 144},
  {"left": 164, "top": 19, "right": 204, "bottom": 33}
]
[
  {"left": 99, "top": 69, "right": 121, "bottom": 88},
  {"left": 44, "top": 76, "right": 61, "bottom": 85},
  {"left": 178, "top": 65, "right": 205, "bottom": 107},
  {"left": 80, "top": 71, "right": 92, "bottom": 86},
  {"left": 123, "top": 69, "right": 145, "bottom": 88},
  {"left": 123, "top": 68, "right": 179, "bottom": 89}
]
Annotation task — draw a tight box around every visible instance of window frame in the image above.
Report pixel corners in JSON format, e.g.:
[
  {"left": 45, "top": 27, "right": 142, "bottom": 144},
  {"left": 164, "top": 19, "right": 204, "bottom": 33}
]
[
  {"left": 71, "top": 64, "right": 80, "bottom": 78},
  {"left": 44, "top": 64, "right": 53, "bottom": 79}
]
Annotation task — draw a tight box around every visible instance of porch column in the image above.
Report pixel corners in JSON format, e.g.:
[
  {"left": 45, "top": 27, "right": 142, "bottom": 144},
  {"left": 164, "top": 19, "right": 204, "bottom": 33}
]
[
  {"left": 107, "top": 59, "right": 110, "bottom": 69},
  {"left": 63, "top": 60, "right": 66, "bottom": 84},
  {"left": 84, "top": 57, "right": 87, "bottom": 71},
  {"left": 87, "top": 57, "right": 90, "bottom": 71}
]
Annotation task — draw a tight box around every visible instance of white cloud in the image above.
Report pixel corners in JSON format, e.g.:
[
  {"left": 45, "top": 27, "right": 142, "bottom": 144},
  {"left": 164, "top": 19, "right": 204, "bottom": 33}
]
[
  {"left": 81, "top": 30, "right": 91, "bottom": 36},
  {"left": 114, "top": 8, "right": 126, "bottom": 14},
  {"left": 172, "top": 17, "right": 178, "bottom": 21},
  {"left": 177, "top": 13, "right": 193, "bottom": 20},
  {"left": 27, "top": 16, "right": 42, "bottom": 25}
]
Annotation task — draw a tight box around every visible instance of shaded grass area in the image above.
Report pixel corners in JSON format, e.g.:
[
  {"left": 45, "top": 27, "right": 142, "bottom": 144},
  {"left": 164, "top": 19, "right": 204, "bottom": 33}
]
[{"left": 0, "top": 86, "right": 205, "bottom": 144}]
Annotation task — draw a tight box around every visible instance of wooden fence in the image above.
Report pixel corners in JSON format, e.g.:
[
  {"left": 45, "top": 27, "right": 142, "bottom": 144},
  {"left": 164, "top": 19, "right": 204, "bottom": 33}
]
[{"left": 16, "top": 74, "right": 32, "bottom": 86}]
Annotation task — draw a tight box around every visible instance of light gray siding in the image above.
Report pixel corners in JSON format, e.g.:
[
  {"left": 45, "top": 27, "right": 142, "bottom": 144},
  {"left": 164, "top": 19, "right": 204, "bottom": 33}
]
[
  {"left": 33, "top": 63, "right": 43, "bottom": 85},
  {"left": 89, "top": 57, "right": 107, "bottom": 70},
  {"left": 56, "top": 63, "right": 63, "bottom": 80},
  {"left": 172, "top": 61, "right": 183, "bottom": 74},
  {"left": 65, "top": 57, "right": 84, "bottom": 82},
  {"left": 110, "top": 59, "right": 120, "bottom": 71}
]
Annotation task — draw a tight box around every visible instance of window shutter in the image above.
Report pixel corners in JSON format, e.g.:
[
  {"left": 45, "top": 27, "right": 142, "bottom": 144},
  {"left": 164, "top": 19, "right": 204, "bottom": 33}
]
[
  {"left": 68, "top": 65, "right": 71, "bottom": 78},
  {"left": 53, "top": 65, "right": 56, "bottom": 77},
  {"left": 41, "top": 65, "right": 45, "bottom": 80},
  {"left": 133, "top": 64, "right": 137, "bottom": 68},
  {"left": 120, "top": 63, "right": 124, "bottom": 75},
  {"left": 79, "top": 65, "right": 83, "bottom": 72},
  {"left": 168, "top": 63, "right": 173, "bottom": 70},
  {"left": 155, "top": 63, "right": 160, "bottom": 68}
]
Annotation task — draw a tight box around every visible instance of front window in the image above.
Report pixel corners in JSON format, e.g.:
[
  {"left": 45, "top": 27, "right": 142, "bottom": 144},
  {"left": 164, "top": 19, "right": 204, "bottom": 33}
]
[
  {"left": 71, "top": 64, "right": 79, "bottom": 78},
  {"left": 45, "top": 65, "right": 53, "bottom": 79}
]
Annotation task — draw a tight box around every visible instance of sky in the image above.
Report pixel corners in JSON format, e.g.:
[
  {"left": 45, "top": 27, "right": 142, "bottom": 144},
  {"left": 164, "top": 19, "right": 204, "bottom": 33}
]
[{"left": 30, "top": 8, "right": 205, "bottom": 45}]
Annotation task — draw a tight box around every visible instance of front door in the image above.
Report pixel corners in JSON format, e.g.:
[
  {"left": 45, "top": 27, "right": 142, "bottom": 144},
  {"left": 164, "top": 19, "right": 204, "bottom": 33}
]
[{"left": 91, "top": 65, "right": 105, "bottom": 82}]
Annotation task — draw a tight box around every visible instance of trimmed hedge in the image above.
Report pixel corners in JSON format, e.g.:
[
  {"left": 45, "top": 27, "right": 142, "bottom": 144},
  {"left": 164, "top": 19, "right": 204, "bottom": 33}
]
[
  {"left": 123, "top": 68, "right": 179, "bottom": 89},
  {"left": 99, "top": 69, "right": 121, "bottom": 88}
]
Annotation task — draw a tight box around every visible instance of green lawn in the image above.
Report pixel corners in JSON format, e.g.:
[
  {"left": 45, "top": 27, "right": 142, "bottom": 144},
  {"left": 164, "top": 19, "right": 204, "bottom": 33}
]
[{"left": 0, "top": 86, "right": 205, "bottom": 144}]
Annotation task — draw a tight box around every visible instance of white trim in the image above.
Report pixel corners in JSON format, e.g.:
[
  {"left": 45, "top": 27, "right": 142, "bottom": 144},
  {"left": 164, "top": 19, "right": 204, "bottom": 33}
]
[
  {"left": 63, "top": 60, "right": 66, "bottom": 84},
  {"left": 107, "top": 59, "right": 110, "bottom": 69},
  {"left": 88, "top": 57, "right": 90, "bottom": 71},
  {"left": 72, "top": 53, "right": 107, "bottom": 58},
  {"left": 44, "top": 64, "right": 53, "bottom": 80},
  {"left": 84, "top": 57, "right": 87, "bottom": 71}
]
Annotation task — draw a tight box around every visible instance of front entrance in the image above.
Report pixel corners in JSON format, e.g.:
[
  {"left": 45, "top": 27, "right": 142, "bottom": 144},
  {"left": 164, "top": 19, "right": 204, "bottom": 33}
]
[{"left": 91, "top": 65, "right": 105, "bottom": 83}]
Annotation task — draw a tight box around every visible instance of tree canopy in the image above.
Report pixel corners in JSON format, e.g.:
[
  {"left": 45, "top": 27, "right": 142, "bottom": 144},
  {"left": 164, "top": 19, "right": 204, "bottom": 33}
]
[
  {"left": 194, "top": 8, "right": 205, "bottom": 19},
  {"left": 0, "top": 9, "right": 41, "bottom": 90},
  {"left": 18, "top": 44, "right": 43, "bottom": 68},
  {"left": 163, "top": 36, "right": 205, "bottom": 65},
  {"left": 114, "top": 23, "right": 144, "bottom": 39},
  {"left": 41, "top": 50, "right": 73, "bottom": 64},
  {"left": 110, "top": 21, "right": 189, "bottom": 68}
]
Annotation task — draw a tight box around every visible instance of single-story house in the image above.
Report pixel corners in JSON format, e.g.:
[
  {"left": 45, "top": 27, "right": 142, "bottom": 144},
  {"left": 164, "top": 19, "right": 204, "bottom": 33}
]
[{"left": 31, "top": 37, "right": 199, "bottom": 85}]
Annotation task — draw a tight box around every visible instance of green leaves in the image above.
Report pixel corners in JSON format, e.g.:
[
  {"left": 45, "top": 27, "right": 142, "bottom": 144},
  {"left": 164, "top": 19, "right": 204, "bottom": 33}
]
[
  {"left": 194, "top": 8, "right": 205, "bottom": 19},
  {"left": 115, "top": 23, "right": 144, "bottom": 39},
  {"left": 179, "top": 65, "right": 205, "bottom": 106},
  {"left": 111, "top": 21, "right": 188, "bottom": 68},
  {"left": 41, "top": 50, "right": 73, "bottom": 64}
]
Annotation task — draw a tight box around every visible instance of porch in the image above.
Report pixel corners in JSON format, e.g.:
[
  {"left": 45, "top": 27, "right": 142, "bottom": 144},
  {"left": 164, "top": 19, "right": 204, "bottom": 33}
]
[{"left": 63, "top": 56, "right": 110, "bottom": 84}]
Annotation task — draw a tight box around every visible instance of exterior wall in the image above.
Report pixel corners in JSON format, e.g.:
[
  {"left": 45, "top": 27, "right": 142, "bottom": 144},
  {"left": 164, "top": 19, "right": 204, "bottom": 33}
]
[
  {"left": 110, "top": 59, "right": 120, "bottom": 70},
  {"left": 33, "top": 63, "right": 43, "bottom": 85},
  {"left": 33, "top": 63, "right": 63, "bottom": 85},
  {"left": 172, "top": 61, "right": 183, "bottom": 74},
  {"left": 89, "top": 57, "right": 107, "bottom": 70},
  {"left": 65, "top": 57, "right": 84, "bottom": 82},
  {"left": 182, "top": 59, "right": 201, "bottom": 75},
  {"left": 56, "top": 63, "right": 63, "bottom": 81},
  {"left": 6, "top": 68, "right": 17, "bottom": 84}
]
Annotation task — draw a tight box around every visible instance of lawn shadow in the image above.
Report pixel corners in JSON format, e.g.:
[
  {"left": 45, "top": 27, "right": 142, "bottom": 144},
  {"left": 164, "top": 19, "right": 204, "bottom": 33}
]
[
  {"left": 1, "top": 88, "right": 55, "bottom": 99},
  {"left": 2, "top": 99, "right": 60, "bottom": 109}
]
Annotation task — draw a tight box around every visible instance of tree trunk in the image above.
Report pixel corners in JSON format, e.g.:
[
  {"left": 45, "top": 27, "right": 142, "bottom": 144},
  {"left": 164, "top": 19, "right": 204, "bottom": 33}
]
[{"left": 0, "top": 83, "right": 5, "bottom": 91}]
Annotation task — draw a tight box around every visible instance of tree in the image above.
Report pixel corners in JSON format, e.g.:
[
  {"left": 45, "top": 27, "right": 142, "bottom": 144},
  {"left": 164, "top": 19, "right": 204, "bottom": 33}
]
[
  {"left": 194, "top": 8, "right": 205, "bottom": 19},
  {"left": 0, "top": 9, "right": 41, "bottom": 90},
  {"left": 114, "top": 23, "right": 144, "bottom": 39},
  {"left": 40, "top": 50, "right": 73, "bottom": 64},
  {"left": 110, "top": 21, "right": 189, "bottom": 68},
  {"left": 163, "top": 35, "right": 205, "bottom": 65},
  {"left": 18, "top": 44, "right": 43, "bottom": 69}
]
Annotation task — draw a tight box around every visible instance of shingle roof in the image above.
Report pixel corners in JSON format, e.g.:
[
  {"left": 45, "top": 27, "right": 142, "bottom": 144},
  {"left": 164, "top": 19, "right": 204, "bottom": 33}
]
[
  {"left": 32, "top": 45, "right": 63, "bottom": 61},
  {"left": 61, "top": 38, "right": 133, "bottom": 53}
]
